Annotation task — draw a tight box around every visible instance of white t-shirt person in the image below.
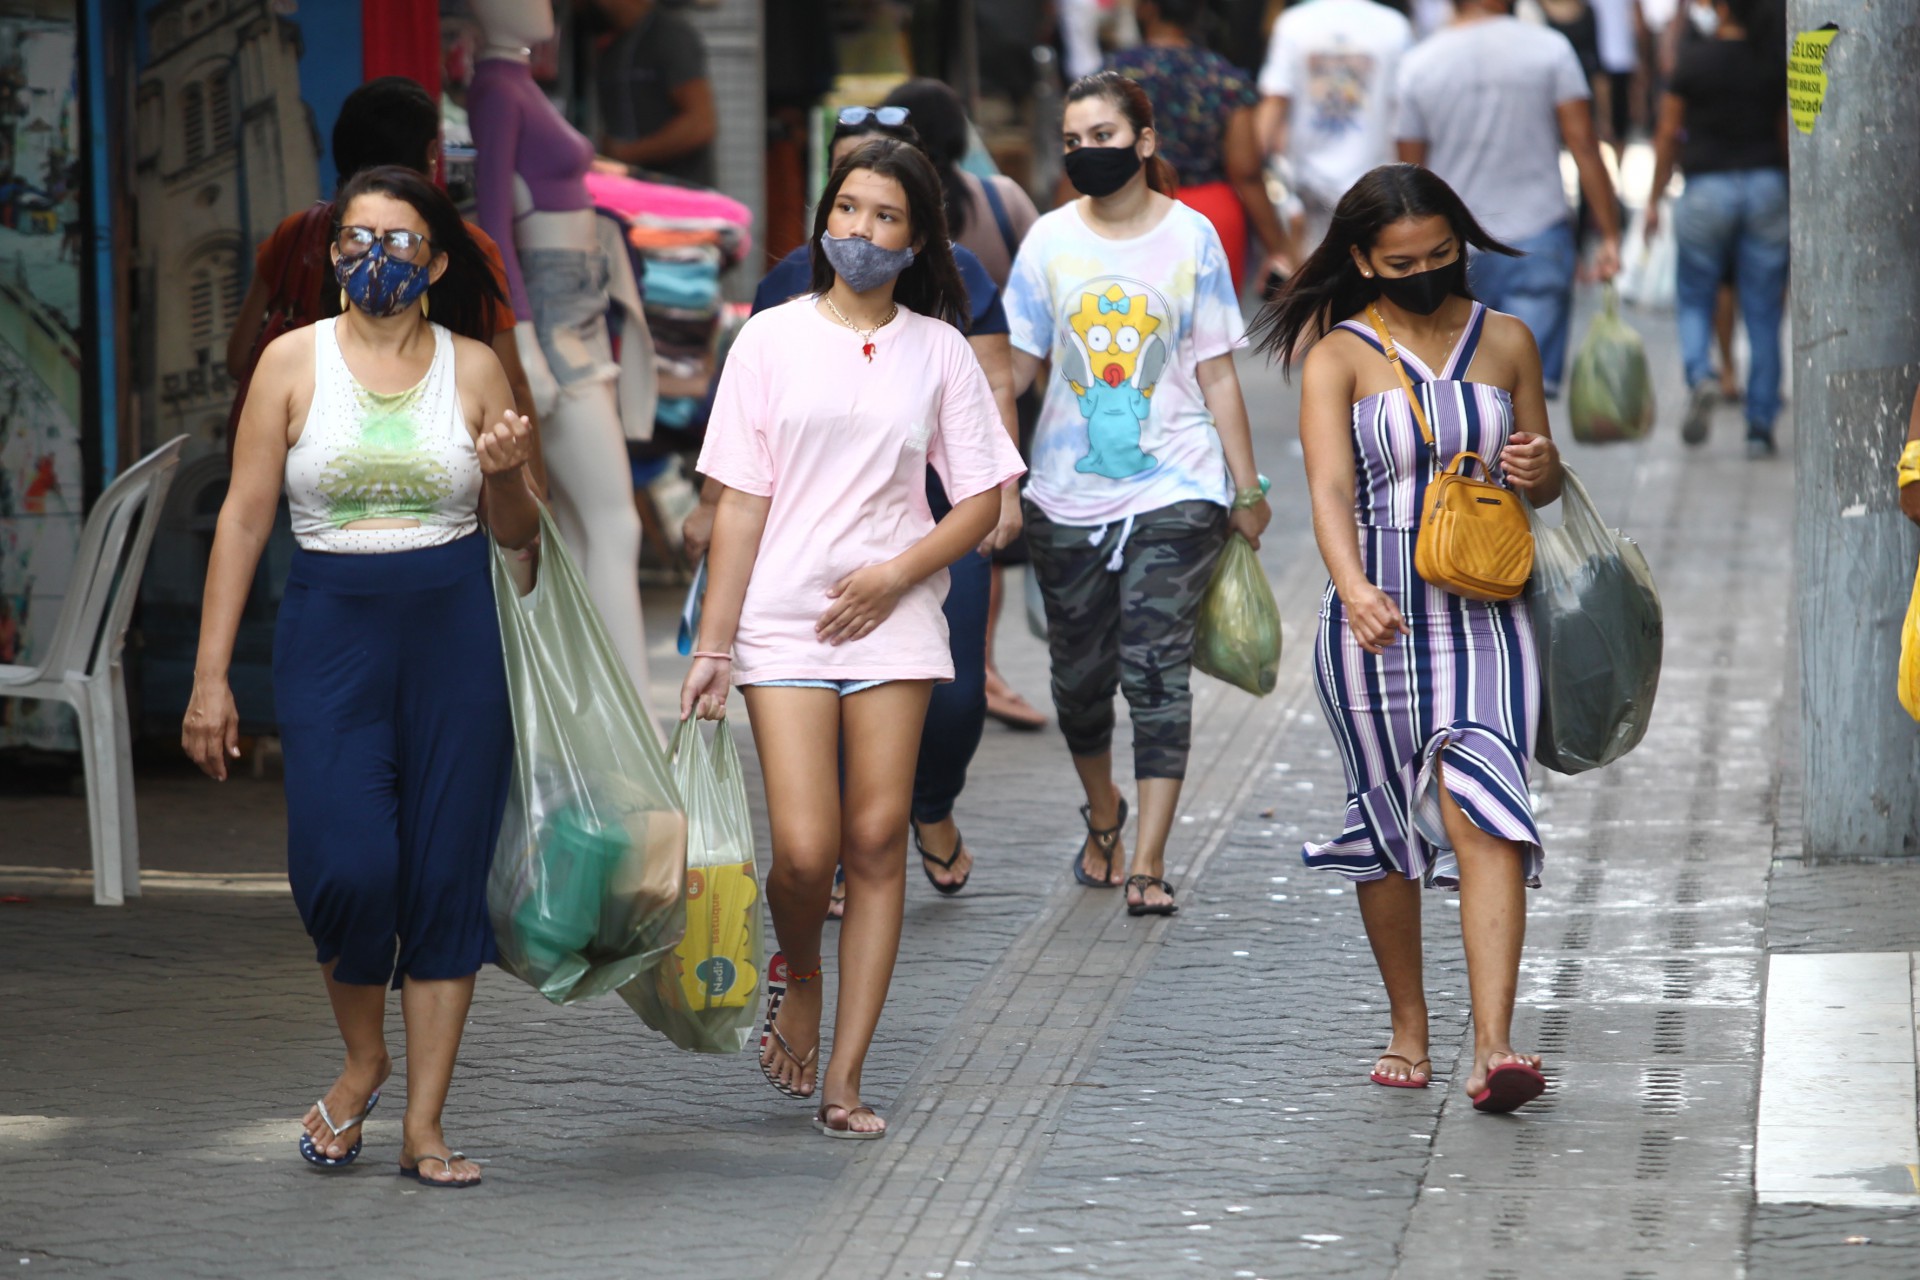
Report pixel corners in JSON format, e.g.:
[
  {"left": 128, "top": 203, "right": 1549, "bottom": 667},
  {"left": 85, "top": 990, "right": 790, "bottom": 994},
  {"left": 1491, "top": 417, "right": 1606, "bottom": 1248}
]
[
  {"left": 1003, "top": 201, "right": 1244, "bottom": 528},
  {"left": 1257, "top": 0, "right": 1414, "bottom": 210}
]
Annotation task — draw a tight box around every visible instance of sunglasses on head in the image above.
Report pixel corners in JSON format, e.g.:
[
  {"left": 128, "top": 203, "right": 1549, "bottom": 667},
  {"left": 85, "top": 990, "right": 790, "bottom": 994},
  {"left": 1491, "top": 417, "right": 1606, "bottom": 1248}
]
[
  {"left": 335, "top": 226, "right": 433, "bottom": 264},
  {"left": 837, "top": 105, "right": 910, "bottom": 128}
]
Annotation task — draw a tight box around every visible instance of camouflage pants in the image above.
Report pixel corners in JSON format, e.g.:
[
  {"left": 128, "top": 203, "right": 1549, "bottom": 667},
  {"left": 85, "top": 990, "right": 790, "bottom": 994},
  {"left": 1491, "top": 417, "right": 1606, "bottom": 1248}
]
[{"left": 1024, "top": 499, "right": 1227, "bottom": 780}]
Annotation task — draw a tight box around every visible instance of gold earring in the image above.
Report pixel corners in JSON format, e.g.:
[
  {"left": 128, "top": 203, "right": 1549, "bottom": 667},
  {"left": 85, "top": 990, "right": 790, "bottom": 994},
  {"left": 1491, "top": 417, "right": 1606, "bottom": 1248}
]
[
  {"left": 340, "top": 286, "right": 349, "bottom": 311},
  {"left": 421, "top": 293, "right": 429, "bottom": 321}
]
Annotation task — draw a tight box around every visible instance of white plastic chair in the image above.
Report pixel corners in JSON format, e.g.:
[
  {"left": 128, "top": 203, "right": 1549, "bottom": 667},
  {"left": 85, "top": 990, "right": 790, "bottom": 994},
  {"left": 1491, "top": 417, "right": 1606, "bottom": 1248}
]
[{"left": 0, "top": 435, "right": 188, "bottom": 904}]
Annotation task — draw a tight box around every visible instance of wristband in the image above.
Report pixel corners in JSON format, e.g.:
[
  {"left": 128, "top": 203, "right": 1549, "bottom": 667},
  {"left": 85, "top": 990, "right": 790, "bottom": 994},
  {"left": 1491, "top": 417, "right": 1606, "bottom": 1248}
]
[
  {"left": 691, "top": 651, "right": 733, "bottom": 662},
  {"left": 1899, "top": 442, "right": 1920, "bottom": 489},
  {"left": 1233, "top": 474, "right": 1271, "bottom": 510}
]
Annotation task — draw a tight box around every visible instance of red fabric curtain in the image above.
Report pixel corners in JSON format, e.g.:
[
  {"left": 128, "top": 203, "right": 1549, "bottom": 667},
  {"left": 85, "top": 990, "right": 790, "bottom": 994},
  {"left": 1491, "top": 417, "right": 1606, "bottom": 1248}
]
[{"left": 362, "top": 0, "right": 441, "bottom": 104}]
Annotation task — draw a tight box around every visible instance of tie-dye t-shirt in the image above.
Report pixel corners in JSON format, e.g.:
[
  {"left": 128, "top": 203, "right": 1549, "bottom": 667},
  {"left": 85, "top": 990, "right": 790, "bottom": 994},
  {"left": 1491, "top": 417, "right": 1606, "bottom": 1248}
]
[{"left": 1003, "top": 200, "right": 1244, "bottom": 527}]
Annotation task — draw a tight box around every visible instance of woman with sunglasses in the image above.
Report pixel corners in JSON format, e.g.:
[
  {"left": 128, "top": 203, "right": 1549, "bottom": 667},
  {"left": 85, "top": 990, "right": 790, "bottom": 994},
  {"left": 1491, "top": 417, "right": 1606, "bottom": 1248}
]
[
  {"left": 184, "top": 166, "right": 540, "bottom": 1187},
  {"left": 687, "top": 105, "right": 1025, "bottom": 913},
  {"left": 682, "top": 139, "right": 1025, "bottom": 1138}
]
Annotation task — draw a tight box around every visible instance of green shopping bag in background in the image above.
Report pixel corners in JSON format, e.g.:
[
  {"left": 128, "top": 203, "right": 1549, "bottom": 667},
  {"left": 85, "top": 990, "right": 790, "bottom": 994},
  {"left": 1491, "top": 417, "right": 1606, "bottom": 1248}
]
[
  {"left": 1569, "top": 285, "right": 1656, "bottom": 444},
  {"left": 1193, "top": 534, "right": 1282, "bottom": 697},
  {"left": 620, "top": 717, "right": 765, "bottom": 1054},
  {"left": 487, "top": 509, "right": 689, "bottom": 1005}
]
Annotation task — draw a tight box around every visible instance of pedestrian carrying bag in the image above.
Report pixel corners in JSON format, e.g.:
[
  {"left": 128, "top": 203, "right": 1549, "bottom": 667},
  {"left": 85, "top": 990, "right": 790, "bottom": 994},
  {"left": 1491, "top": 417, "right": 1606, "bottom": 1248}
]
[
  {"left": 1193, "top": 533, "right": 1282, "bottom": 697},
  {"left": 487, "top": 509, "right": 689, "bottom": 1005},
  {"left": 1368, "top": 307, "right": 1534, "bottom": 602},
  {"left": 1524, "top": 468, "right": 1664, "bottom": 773},
  {"left": 619, "top": 717, "right": 764, "bottom": 1053},
  {"left": 1568, "top": 285, "right": 1656, "bottom": 444}
]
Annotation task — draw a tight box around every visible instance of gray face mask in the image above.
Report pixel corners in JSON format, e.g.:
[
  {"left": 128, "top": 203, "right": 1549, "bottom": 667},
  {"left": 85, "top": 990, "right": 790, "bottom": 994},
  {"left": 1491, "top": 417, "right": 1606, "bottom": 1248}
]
[{"left": 819, "top": 231, "right": 915, "bottom": 293}]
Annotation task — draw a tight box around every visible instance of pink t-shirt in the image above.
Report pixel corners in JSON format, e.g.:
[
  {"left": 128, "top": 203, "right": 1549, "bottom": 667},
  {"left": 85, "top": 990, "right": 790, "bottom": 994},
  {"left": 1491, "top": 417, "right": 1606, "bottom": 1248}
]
[{"left": 697, "top": 297, "right": 1026, "bottom": 684}]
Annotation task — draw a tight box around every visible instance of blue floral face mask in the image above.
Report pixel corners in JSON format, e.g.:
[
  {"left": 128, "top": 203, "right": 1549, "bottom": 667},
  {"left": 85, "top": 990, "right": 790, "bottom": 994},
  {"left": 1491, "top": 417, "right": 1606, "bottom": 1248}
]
[{"left": 334, "top": 243, "right": 433, "bottom": 318}]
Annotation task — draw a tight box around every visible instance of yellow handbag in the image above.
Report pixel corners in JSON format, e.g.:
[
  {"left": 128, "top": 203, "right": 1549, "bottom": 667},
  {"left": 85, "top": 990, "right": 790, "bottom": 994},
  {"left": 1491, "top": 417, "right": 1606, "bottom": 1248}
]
[
  {"left": 1899, "top": 558, "right": 1920, "bottom": 722},
  {"left": 1368, "top": 306, "right": 1534, "bottom": 602}
]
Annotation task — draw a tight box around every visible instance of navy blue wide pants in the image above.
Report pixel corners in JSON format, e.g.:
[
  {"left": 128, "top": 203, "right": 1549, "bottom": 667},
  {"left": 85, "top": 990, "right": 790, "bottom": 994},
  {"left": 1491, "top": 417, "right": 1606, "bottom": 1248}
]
[{"left": 274, "top": 533, "right": 512, "bottom": 988}]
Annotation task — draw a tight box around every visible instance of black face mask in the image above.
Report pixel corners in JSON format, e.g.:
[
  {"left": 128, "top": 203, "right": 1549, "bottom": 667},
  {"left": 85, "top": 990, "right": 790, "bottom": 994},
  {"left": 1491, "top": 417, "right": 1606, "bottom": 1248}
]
[
  {"left": 1371, "top": 258, "right": 1464, "bottom": 316},
  {"left": 1064, "top": 145, "right": 1143, "bottom": 198}
]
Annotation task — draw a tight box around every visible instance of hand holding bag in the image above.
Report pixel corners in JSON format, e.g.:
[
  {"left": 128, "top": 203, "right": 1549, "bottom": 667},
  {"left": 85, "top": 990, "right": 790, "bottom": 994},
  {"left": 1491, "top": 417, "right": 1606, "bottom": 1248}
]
[
  {"left": 1524, "top": 467, "right": 1664, "bottom": 773},
  {"left": 487, "top": 509, "right": 689, "bottom": 1005},
  {"left": 1368, "top": 307, "right": 1534, "bottom": 602}
]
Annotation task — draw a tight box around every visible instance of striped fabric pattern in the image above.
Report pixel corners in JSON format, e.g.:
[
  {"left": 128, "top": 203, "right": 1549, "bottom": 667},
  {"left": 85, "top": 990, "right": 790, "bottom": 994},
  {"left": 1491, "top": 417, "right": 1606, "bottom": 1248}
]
[{"left": 1303, "top": 303, "right": 1544, "bottom": 890}]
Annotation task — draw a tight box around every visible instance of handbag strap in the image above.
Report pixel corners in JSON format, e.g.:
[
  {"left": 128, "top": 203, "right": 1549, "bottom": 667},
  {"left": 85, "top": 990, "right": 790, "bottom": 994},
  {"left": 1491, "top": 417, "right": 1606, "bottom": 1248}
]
[{"left": 1365, "top": 305, "right": 1434, "bottom": 449}]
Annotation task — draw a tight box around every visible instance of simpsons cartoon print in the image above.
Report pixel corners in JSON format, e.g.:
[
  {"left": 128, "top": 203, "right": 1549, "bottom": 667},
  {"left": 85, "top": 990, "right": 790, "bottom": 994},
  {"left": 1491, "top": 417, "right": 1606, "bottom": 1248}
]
[{"left": 1058, "top": 279, "right": 1172, "bottom": 480}]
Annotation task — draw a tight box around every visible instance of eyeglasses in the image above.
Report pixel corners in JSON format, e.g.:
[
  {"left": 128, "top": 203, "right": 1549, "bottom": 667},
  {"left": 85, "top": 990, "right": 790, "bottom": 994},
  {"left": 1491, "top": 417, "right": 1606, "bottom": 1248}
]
[
  {"left": 335, "top": 226, "right": 433, "bottom": 264},
  {"left": 837, "top": 105, "right": 910, "bottom": 128}
]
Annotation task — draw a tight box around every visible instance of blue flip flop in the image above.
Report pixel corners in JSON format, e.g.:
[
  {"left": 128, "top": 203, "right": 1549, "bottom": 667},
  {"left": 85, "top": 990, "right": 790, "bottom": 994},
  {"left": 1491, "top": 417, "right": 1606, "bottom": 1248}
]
[
  {"left": 397, "top": 1151, "right": 482, "bottom": 1189},
  {"left": 298, "top": 1089, "right": 380, "bottom": 1168},
  {"left": 1071, "top": 797, "right": 1128, "bottom": 888}
]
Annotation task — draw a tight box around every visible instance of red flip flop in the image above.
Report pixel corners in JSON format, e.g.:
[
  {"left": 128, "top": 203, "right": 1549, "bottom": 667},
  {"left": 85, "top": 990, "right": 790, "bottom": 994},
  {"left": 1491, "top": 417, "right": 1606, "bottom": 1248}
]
[
  {"left": 1369, "top": 1053, "right": 1432, "bottom": 1089},
  {"left": 1471, "top": 1058, "right": 1546, "bottom": 1113}
]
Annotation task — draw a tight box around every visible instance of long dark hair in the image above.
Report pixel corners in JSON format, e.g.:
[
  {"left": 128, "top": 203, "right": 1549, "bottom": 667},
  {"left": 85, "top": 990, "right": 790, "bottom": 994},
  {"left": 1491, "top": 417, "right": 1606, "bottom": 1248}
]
[
  {"left": 1251, "top": 164, "right": 1517, "bottom": 373},
  {"left": 880, "top": 78, "right": 973, "bottom": 239},
  {"left": 1064, "top": 70, "right": 1179, "bottom": 196},
  {"left": 808, "top": 139, "right": 971, "bottom": 328},
  {"left": 327, "top": 165, "right": 504, "bottom": 343}
]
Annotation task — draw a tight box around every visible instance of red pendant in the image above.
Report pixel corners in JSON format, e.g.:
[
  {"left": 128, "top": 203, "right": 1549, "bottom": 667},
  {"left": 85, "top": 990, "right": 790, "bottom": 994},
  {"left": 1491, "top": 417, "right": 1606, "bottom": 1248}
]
[{"left": 862, "top": 340, "right": 876, "bottom": 362}]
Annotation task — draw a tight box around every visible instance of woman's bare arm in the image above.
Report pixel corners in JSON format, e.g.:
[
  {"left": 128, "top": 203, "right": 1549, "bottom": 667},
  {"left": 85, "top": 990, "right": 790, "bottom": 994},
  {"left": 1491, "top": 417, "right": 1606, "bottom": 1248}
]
[
  {"left": 968, "top": 330, "right": 1025, "bottom": 553},
  {"left": 1301, "top": 339, "right": 1407, "bottom": 656},
  {"left": 184, "top": 333, "right": 301, "bottom": 779}
]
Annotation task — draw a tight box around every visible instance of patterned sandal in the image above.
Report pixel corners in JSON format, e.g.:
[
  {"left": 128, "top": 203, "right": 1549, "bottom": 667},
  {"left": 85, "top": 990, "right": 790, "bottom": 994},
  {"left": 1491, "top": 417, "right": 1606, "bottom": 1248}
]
[
  {"left": 1124, "top": 874, "right": 1179, "bottom": 917},
  {"left": 297, "top": 1090, "right": 380, "bottom": 1168},
  {"left": 1071, "top": 797, "right": 1128, "bottom": 888},
  {"left": 758, "top": 953, "right": 820, "bottom": 1100}
]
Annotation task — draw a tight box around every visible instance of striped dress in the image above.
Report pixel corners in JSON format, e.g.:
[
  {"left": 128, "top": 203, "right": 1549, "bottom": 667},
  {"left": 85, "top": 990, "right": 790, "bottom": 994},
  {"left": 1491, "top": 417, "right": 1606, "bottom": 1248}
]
[{"left": 1303, "top": 303, "right": 1544, "bottom": 890}]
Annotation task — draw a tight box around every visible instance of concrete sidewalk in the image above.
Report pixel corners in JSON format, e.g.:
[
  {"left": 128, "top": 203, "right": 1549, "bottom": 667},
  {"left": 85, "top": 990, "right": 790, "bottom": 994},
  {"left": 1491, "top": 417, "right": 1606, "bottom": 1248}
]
[{"left": 0, "top": 294, "right": 1889, "bottom": 1279}]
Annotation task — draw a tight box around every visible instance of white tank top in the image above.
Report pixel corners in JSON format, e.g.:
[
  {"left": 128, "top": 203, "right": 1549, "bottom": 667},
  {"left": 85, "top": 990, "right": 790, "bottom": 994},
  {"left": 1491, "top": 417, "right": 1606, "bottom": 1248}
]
[{"left": 285, "top": 318, "right": 483, "bottom": 553}]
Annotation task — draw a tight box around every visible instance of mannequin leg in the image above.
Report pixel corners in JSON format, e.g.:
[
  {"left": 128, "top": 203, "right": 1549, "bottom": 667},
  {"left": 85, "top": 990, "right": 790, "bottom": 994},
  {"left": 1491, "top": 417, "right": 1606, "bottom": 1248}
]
[{"left": 541, "top": 378, "right": 654, "bottom": 719}]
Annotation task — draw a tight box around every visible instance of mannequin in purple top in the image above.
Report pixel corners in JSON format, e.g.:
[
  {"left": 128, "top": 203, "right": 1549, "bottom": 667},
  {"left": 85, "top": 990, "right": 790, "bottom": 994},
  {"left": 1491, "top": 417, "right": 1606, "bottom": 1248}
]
[{"left": 467, "top": 0, "right": 653, "bottom": 703}]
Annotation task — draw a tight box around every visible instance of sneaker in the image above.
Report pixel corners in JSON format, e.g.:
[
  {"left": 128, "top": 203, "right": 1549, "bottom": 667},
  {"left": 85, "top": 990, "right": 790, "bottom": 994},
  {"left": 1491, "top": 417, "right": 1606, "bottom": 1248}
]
[
  {"left": 1746, "top": 434, "right": 1777, "bottom": 460},
  {"left": 1681, "top": 382, "right": 1716, "bottom": 445}
]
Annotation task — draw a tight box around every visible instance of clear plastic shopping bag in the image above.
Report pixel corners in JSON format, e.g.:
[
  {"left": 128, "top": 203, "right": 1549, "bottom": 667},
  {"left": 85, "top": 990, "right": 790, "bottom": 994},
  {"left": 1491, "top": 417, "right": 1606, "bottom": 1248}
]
[
  {"left": 1525, "top": 469, "right": 1664, "bottom": 774},
  {"left": 1569, "top": 285, "right": 1656, "bottom": 444},
  {"left": 487, "top": 510, "right": 688, "bottom": 1004},
  {"left": 618, "top": 717, "right": 765, "bottom": 1054},
  {"left": 1899, "top": 558, "right": 1920, "bottom": 721},
  {"left": 1192, "top": 534, "right": 1282, "bottom": 697}
]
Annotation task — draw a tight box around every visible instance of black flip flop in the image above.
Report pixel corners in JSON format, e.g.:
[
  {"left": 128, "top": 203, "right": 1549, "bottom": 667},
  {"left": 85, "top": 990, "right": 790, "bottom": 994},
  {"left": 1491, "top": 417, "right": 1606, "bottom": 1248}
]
[
  {"left": 914, "top": 824, "right": 970, "bottom": 895},
  {"left": 1071, "top": 797, "right": 1128, "bottom": 888},
  {"left": 397, "top": 1151, "right": 481, "bottom": 1189},
  {"left": 1124, "top": 874, "right": 1178, "bottom": 917}
]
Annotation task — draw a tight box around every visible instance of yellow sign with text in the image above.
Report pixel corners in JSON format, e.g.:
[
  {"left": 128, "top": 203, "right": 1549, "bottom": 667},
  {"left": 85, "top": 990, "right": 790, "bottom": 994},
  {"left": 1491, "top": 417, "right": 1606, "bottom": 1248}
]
[{"left": 1789, "top": 25, "right": 1840, "bottom": 135}]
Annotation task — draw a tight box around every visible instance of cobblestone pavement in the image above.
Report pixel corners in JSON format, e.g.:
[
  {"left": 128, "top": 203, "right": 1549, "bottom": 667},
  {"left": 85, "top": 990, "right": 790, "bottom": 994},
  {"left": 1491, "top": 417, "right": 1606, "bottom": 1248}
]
[{"left": 0, "top": 297, "right": 1893, "bottom": 1279}]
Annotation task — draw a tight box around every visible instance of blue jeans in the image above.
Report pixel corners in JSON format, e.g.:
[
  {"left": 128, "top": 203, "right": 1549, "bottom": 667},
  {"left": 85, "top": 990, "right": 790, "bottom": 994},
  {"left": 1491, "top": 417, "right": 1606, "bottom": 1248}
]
[
  {"left": 1468, "top": 220, "right": 1578, "bottom": 393},
  {"left": 1673, "top": 169, "right": 1789, "bottom": 435}
]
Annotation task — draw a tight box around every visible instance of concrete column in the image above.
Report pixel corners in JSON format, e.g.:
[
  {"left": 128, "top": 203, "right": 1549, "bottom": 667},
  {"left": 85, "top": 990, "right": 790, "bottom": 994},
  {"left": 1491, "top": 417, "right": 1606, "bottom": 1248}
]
[{"left": 1790, "top": 1, "right": 1920, "bottom": 855}]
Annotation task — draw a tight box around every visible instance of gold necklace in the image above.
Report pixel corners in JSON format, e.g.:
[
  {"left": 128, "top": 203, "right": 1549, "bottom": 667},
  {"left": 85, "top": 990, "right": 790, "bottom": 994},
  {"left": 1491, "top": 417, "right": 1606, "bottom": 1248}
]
[{"left": 821, "top": 294, "right": 898, "bottom": 362}]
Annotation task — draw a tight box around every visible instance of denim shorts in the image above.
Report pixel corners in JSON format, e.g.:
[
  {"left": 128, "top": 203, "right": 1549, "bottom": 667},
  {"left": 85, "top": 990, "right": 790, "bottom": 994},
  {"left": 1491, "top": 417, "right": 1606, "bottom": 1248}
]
[
  {"left": 521, "top": 247, "right": 619, "bottom": 388},
  {"left": 745, "top": 678, "right": 890, "bottom": 696}
]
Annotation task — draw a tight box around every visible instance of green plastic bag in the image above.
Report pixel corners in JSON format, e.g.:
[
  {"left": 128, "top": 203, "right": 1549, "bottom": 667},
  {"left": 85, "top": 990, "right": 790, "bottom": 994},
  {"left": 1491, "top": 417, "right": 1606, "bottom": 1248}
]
[
  {"left": 619, "top": 718, "right": 765, "bottom": 1054},
  {"left": 487, "top": 509, "right": 688, "bottom": 1005},
  {"left": 1568, "top": 285, "right": 1656, "bottom": 444},
  {"left": 1193, "top": 534, "right": 1282, "bottom": 697},
  {"left": 1525, "top": 468, "right": 1664, "bottom": 774}
]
